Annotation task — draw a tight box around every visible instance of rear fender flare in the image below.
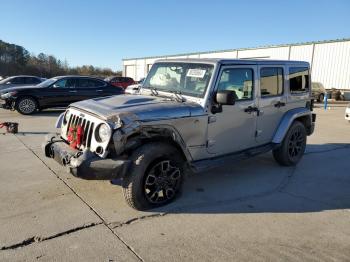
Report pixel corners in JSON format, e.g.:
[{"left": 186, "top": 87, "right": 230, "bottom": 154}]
[{"left": 272, "top": 108, "right": 312, "bottom": 144}]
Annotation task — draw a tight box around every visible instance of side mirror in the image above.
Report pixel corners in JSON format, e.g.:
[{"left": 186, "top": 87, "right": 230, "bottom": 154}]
[
  {"left": 52, "top": 84, "right": 60, "bottom": 88},
  {"left": 215, "top": 90, "right": 236, "bottom": 105},
  {"left": 6, "top": 82, "right": 12, "bottom": 84}
]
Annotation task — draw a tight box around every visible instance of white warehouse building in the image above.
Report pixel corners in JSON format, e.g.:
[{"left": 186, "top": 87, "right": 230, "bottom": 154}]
[{"left": 122, "top": 38, "right": 350, "bottom": 90}]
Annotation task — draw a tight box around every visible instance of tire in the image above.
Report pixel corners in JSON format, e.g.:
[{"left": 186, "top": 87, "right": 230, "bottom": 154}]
[
  {"left": 16, "top": 97, "right": 38, "bottom": 115},
  {"left": 273, "top": 121, "right": 307, "bottom": 166},
  {"left": 122, "top": 142, "right": 185, "bottom": 210},
  {"left": 318, "top": 93, "right": 324, "bottom": 103}
]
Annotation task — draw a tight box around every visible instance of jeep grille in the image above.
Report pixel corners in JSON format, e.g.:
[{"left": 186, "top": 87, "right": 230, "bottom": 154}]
[{"left": 66, "top": 113, "right": 95, "bottom": 148}]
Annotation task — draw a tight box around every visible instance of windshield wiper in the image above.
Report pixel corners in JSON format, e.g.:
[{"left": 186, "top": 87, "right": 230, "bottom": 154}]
[
  {"left": 145, "top": 86, "right": 158, "bottom": 96},
  {"left": 169, "top": 90, "right": 185, "bottom": 102}
]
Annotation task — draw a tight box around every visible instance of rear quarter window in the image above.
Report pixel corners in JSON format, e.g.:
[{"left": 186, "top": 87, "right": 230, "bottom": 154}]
[{"left": 289, "top": 67, "right": 310, "bottom": 94}]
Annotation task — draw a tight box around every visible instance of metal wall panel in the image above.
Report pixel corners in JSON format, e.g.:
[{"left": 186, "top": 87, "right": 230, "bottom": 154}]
[
  {"left": 289, "top": 44, "right": 313, "bottom": 64},
  {"left": 135, "top": 59, "right": 145, "bottom": 81},
  {"left": 166, "top": 55, "right": 187, "bottom": 59},
  {"left": 312, "top": 41, "right": 350, "bottom": 90},
  {"left": 199, "top": 51, "right": 237, "bottom": 58},
  {"left": 122, "top": 40, "right": 350, "bottom": 90},
  {"left": 187, "top": 54, "right": 200, "bottom": 58},
  {"left": 125, "top": 65, "right": 135, "bottom": 79},
  {"left": 237, "top": 47, "right": 289, "bottom": 60}
]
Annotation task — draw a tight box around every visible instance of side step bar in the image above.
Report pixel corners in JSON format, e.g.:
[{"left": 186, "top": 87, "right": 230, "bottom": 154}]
[{"left": 190, "top": 143, "right": 275, "bottom": 173}]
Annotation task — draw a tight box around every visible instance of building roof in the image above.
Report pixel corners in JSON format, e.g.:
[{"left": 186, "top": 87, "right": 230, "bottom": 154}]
[
  {"left": 156, "top": 58, "right": 309, "bottom": 66},
  {"left": 122, "top": 38, "right": 350, "bottom": 61}
]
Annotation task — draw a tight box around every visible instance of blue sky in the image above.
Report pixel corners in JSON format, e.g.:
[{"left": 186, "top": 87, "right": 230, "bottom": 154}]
[{"left": 1, "top": 0, "right": 349, "bottom": 70}]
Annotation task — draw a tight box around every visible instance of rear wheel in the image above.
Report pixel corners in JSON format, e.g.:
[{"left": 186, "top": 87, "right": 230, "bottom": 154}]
[
  {"left": 122, "top": 142, "right": 185, "bottom": 210},
  {"left": 16, "top": 97, "right": 38, "bottom": 115},
  {"left": 273, "top": 121, "right": 307, "bottom": 166}
]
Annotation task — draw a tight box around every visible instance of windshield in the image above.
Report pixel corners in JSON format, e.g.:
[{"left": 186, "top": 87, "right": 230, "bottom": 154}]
[
  {"left": 143, "top": 62, "right": 214, "bottom": 98},
  {"left": 36, "top": 78, "right": 58, "bottom": 88},
  {"left": 0, "top": 77, "right": 12, "bottom": 84}
]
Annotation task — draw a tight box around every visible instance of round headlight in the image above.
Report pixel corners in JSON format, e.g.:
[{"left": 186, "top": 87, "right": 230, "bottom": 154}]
[{"left": 97, "top": 123, "right": 111, "bottom": 142}]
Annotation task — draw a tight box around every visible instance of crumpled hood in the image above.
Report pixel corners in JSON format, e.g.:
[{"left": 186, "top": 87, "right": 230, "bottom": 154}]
[{"left": 70, "top": 94, "right": 205, "bottom": 121}]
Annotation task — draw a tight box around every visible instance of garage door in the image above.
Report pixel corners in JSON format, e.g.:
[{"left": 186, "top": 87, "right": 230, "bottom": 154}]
[{"left": 125, "top": 65, "right": 135, "bottom": 79}]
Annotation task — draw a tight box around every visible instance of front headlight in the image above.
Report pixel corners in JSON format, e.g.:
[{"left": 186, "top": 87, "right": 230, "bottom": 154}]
[
  {"left": 96, "top": 123, "right": 111, "bottom": 142},
  {"left": 1, "top": 91, "right": 17, "bottom": 99}
]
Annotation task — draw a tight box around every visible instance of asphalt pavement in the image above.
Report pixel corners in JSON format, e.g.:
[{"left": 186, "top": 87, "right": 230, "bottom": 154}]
[{"left": 0, "top": 104, "right": 349, "bottom": 261}]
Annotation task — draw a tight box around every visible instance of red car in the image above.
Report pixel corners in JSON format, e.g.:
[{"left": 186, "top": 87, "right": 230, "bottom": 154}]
[{"left": 104, "top": 76, "right": 135, "bottom": 89}]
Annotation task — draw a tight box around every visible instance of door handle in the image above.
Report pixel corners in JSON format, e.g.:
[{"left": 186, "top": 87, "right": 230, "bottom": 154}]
[
  {"left": 244, "top": 106, "right": 259, "bottom": 114},
  {"left": 96, "top": 90, "right": 103, "bottom": 92},
  {"left": 274, "top": 101, "right": 286, "bottom": 108},
  {"left": 69, "top": 90, "right": 77, "bottom": 93}
]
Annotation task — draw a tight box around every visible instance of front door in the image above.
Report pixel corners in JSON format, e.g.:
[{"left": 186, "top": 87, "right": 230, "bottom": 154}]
[
  {"left": 256, "top": 65, "right": 287, "bottom": 144},
  {"left": 40, "top": 78, "right": 78, "bottom": 107},
  {"left": 207, "top": 65, "right": 258, "bottom": 156}
]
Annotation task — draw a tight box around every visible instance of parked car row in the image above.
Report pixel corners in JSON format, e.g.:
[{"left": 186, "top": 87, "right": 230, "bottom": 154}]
[
  {"left": 311, "top": 82, "right": 326, "bottom": 102},
  {"left": 104, "top": 76, "right": 136, "bottom": 89},
  {"left": 0, "top": 75, "right": 124, "bottom": 114},
  {"left": 0, "top": 75, "right": 46, "bottom": 90}
]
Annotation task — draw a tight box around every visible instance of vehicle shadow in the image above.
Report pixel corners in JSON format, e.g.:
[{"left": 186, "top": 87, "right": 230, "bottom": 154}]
[
  {"left": 139, "top": 143, "right": 350, "bottom": 214},
  {"left": 16, "top": 132, "right": 51, "bottom": 135},
  {"left": 34, "top": 108, "right": 65, "bottom": 117}
]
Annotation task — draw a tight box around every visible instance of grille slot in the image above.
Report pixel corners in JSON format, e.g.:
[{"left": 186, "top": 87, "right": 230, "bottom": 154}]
[{"left": 66, "top": 113, "right": 94, "bottom": 148}]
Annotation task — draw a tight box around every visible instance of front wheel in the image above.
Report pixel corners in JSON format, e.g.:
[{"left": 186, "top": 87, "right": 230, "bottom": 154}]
[
  {"left": 122, "top": 142, "right": 185, "bottom": 210},
  {"left": 273, "top": 121, "right": 307, "bottom": 166},
  {"left": 16, "top": 97, "right": 38, "bottom": 115}
]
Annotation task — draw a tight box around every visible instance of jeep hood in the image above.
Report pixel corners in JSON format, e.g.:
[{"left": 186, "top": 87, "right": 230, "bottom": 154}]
[{"left": 70, "top": 94, "right": 205, "bottom": 121}]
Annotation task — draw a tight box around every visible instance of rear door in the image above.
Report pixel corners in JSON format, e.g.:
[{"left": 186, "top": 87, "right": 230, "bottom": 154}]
[
  {"left": 256, "top": 65, "right": 287, "bottom": 144},
  {"left": 92, "top": 79, "right": 123, "bottom": 97},
  {"left": 75, "top": 78, "right": 103, "bottom": 100}
]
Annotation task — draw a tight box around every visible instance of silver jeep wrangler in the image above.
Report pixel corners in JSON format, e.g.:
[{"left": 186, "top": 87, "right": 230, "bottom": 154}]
[{"left": 43, "top": 59, "right": 316, "bottom": 210}]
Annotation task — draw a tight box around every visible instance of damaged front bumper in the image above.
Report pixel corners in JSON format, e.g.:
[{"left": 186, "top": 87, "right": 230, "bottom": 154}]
[
  {"left": 42, "top": 135, "right": 130, "bottom": 180},
  {"left": 0, "top": 99, "right": 13, "bottom": 110}
]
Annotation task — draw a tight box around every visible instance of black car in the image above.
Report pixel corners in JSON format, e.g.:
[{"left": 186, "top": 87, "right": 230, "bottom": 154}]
[
  {"left": 0, "top": 76, "right": 124, "bottom": 115},
  {"left": 0, "top": 75, "right": 44, "bottom": 91}
]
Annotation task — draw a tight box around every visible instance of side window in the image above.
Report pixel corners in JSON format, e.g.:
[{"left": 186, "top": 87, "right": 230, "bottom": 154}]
[
  {"left": 65, "top": 78, "right": 76, "bottom": 88},
  {"left": 260, "top": 67, "right": 284, "bottom": 97},
  {"left": 25, "top": 77, "right": 40, "bottom": 84},
  {"left": 217, "top": 68, "right": 254, "bottom": 100},
  {"left": 77, "top": 79, "right": 90, "bottom": 88},
  {"left": 54, "top": 79, "right": 69, "bottom": 88},
  {"left": 91, "top": 79, "right": 106, "bottom": 87},
  {"left": 32, "top": 78, "right": 41, "bottom": 84},
  {"left": 289, "top": 67, "right": 309, "bottom": 94},
  {"left": 77, "top": 79, "right": 104, "bottom": 88},
  {"left": 8, "top": 77, "right": 23, "bottom": 84}
]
